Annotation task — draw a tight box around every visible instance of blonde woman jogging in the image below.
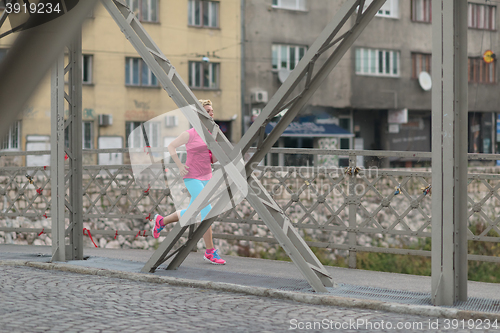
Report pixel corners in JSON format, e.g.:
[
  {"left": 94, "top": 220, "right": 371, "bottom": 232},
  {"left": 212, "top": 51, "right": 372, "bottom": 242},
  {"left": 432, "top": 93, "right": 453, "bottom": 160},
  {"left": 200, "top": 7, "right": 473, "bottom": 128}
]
[{"left": 152, "top": 100, "right": 225, "bottom": 265}]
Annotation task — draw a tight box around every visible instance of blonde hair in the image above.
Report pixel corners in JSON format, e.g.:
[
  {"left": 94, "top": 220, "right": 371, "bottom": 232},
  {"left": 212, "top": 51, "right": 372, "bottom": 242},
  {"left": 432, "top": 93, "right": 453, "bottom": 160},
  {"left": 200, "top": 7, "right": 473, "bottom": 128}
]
[{"left": 199, "top": 99, "right": 212, "bottom": 107}]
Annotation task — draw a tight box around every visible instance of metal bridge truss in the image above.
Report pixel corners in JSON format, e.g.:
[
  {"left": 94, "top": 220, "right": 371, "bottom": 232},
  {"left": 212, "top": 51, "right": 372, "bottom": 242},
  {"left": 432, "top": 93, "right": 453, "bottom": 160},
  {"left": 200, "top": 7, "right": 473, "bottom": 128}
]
[
  {"left": 98, "top": 0, "right": 392, "bottom": 293},
  {"left": 0, "top": 0, "right": 469, "bottom": 303}
]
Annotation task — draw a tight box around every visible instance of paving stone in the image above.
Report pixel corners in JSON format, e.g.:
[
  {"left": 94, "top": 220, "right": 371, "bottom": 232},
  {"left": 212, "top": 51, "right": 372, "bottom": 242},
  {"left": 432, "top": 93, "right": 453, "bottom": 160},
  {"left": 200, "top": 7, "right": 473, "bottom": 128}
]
[{"left": 0, "top": 266, "right": 479, "bottom": 332}]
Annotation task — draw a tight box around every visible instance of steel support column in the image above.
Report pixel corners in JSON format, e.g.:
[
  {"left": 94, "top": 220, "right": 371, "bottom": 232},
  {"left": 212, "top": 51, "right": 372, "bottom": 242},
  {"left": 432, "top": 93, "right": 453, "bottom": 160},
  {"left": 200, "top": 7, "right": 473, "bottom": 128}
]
[
  {"left": 347, "top": 155, "right": 357, "bottom": 268},
  {"left": 65, "top": 29, "right": 84, "bottom": 260},
  {"left": 50, "top": 52, "right": 66, "bottom": 262},
  {"left": 431, "top": 0, "right": 468, "bottom": 305},
  {"left": 0, "top": 1, "right": 97, "bottom": 261}
]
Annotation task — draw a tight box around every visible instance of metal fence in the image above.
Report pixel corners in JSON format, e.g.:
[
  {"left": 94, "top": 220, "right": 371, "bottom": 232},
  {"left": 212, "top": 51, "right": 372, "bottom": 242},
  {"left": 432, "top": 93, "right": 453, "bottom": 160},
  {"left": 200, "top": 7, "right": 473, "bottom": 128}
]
[{"left": 1, "top": 148, "right": 499, "bottom": 267}]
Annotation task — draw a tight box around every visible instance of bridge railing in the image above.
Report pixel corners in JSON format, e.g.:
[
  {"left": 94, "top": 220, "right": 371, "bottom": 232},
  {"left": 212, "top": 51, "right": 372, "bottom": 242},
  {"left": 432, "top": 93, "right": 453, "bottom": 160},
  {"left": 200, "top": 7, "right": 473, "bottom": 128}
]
[{"left": 0, "top": 147, "right": 498, "bottom": 267}]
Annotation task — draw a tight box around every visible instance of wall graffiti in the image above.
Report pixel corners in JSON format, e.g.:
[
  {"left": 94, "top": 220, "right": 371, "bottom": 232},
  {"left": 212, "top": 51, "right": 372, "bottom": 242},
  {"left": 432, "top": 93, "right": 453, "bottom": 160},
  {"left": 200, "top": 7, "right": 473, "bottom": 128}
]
[
  {"left": 125, "top": 110, "right": 156, "bottom": 120},
  {"left": 23, "top": 106, "right": 38, "bottom": 118},
  {"left": 134, "top": 100, "right": 150, "bottom": 110},
  {"left": 83, "top": 108, "right": 96, "bottom": 119},
  {"left": 63, "top": 108, "right": 95, "bottom": 119}
]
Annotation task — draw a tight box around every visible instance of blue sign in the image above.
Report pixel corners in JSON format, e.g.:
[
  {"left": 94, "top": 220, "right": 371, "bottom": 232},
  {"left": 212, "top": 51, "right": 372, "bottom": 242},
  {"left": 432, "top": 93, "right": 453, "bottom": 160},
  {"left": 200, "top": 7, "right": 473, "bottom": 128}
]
[{"left": 265, "top": 122, "right": 353, "bottom": 137}]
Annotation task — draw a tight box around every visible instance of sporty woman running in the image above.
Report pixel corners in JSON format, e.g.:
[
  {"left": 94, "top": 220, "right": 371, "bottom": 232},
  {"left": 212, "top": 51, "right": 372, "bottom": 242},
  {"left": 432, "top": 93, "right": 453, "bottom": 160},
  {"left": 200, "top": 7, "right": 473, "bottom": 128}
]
[{"left": 152, "top": 100, "right": 225, "bottom": 265}]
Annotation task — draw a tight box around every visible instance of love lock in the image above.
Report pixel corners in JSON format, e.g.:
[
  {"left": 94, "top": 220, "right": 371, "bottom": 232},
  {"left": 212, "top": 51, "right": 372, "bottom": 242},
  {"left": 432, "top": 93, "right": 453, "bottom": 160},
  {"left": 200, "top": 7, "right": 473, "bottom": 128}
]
[
  {"left": 421, "top": 185, "right": 432, "bottom": 196},
  {"left": 25, "top": 174, "right": 34, "bottom": 185},
  {"left": 394, "top": 184, "right": 401, "bottom": 195}
]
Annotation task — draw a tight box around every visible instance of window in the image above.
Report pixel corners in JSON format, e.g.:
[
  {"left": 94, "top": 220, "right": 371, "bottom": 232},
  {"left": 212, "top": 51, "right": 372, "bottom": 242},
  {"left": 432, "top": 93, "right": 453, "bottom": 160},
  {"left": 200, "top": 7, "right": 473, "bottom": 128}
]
[
  {"left": 125, "top": 121, "right": 160, "bottom": 148},
  {"left": 1, "top": 121, "right": 20, "bottom": 150},
  {"left": 468, "top": 57, "right": 496, "bottom": 84},
  {"left": 468, "top": 3, "right": 496, "bottom": 30},
  {"left": 127, "top": 0, "right": 158, "bottom": 22},
  {"left": 188, "top": 0, "right": 219, "bottom": 28},
  {"left": 411, "top": 0, "right": 431, "bottom": 22},
  {"left": 64, "top": 121, "right": 94, "bottom": 149},
  {"left": 411, "top": 53, "right": 431, "bottom": 78},
  {"left": 125, "top": 57, "right": 158, "bottom": 86},
  {"left": 272, "top": 0, "right": 306, "bottom": 11},
  {"left": 188, "top": 61, "right": 219, "bottom": 89},
  {"left": 362, "top": 0, "right": 399, "bottom": 18},
  {"left": 355, "top": 48, "right": 400, "bottom": 77},
  {"left": 272, "top": 44, "right": 307, "bottom": 71},
  {"left": 164, "top": 115, "right": 178, "bottom": 128},
  {"left": 82, "top": 54, "right": 93, "bottom": 84},
  {"left": 83, "top": 121, "right": 93, "bottom": 149},
  {"left": 339, "top": 118, "right": 351, "bottom": 150},
  {"left": 0, "top": 49, "right": 7, "bottom": 62}
]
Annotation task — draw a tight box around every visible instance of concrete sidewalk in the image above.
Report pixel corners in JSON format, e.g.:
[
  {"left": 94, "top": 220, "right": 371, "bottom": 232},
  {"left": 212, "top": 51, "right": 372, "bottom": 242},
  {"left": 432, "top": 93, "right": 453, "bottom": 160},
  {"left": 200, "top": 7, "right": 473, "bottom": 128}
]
[{"left": 1, "top": 244, "right": 499, "bottom": 320}]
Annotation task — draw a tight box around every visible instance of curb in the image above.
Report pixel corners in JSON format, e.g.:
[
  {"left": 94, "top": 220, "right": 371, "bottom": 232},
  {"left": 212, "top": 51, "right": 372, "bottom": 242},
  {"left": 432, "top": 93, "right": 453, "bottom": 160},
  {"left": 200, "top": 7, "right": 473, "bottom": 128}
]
[{"left": 1, "top": 260, "right": 499, "bottom": 321}]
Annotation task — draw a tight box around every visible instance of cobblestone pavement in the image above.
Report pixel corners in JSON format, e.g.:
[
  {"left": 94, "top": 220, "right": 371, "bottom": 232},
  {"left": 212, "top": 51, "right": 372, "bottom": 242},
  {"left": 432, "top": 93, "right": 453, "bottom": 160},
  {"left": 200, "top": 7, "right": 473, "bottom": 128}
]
[{"left": 0, "top": 266, "right": 497, "bottom": 333}]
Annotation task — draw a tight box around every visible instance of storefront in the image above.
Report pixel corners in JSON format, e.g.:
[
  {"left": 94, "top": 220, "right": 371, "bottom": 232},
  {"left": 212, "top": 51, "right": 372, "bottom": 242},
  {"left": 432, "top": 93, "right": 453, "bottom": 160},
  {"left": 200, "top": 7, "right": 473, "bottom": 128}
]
[{"left": 264, "top": 115, "right": 354, "bottom": 167}]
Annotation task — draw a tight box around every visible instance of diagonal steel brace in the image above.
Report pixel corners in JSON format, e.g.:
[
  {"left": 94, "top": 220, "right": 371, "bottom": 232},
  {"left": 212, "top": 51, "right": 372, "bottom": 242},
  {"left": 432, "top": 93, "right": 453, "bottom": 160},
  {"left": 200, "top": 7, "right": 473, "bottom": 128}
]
[{"left": 102, "top": 0, "right": 385, "bottom": 292}]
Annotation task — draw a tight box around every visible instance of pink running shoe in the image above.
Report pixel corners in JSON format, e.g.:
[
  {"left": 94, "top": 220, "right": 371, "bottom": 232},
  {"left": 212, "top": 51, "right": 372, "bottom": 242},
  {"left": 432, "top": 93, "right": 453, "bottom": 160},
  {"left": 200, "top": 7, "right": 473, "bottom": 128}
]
[
  {"left": 152, "top": 214, "right": 164, "bottom": 239},
  {"left": 204, "top": 249, "right": 226, "bottom": 265}
]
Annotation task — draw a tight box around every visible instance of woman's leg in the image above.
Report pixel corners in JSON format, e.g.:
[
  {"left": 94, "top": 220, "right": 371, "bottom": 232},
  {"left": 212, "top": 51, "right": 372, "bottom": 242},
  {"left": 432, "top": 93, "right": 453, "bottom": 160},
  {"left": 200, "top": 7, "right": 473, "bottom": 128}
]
[
  {"left": 162, "top": 210, "right": 180, "bottom": 225},
  {"left": 203, "top": 226, "right": 213, "bottom": 249},
  {"left": 154, "top": 179, "right": 223, "bottom": 263},
  {"left": 159, "top": 178, "right": 205, "bottom": 226},
  {"left": 186, "top": 180, "right": 224, "bottom": 264},
  {"left": 180, "top": 179, "right": 215, "bottom": 249}
]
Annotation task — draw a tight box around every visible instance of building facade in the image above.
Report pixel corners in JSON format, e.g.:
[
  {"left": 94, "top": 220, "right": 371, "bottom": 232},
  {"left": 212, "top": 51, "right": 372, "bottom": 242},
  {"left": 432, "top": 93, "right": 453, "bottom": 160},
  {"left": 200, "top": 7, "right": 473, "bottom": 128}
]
[
  {"left": 0, "top": 0, "right": 242, "bottom": 166},
  {"left": 242, "top": 0, "right": 499, "bottom": 167}
]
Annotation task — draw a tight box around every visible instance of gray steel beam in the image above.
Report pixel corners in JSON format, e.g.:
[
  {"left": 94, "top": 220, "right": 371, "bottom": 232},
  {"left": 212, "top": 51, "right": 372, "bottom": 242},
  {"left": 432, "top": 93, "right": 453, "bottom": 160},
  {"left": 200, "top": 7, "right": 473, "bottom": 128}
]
[
  {"left": 347, "top": 156, "right": 357, "bottom": 268},
  {"left": 0, "top": 0, "right": 97, "bottom": 261},
  {"left": 454, "top": 0, "right": 469, "bottom": 303},
  {"left": 0, "top": 8, "right": 9, "bottom": 29},
  {"left": 66, "top": 29, "right": 84, "bottom": 260},
  {"left": 164, "top": 1, "right": 385, "bottom": 278},
  {"left": 50, "top": 53, "right": 66, "bottom": 262},
  {"left": 431, "top": 0, "right": 468, "bottom": 306},
  {"left": 236, "top": 0, "right": 387, "bottom": 171},
  {"left": 244, "top": 174, "right": 334, "bottom": 290},
  {"left": 140, "top": 222, "right": 190, "bottom": 272}
]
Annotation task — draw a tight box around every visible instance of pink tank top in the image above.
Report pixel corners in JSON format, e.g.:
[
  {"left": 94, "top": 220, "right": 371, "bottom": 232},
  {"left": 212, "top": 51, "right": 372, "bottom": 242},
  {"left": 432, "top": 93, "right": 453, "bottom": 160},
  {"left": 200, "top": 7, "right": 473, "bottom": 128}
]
[{"left": 184, "top": 128, "right": 212, "bottom": 180}]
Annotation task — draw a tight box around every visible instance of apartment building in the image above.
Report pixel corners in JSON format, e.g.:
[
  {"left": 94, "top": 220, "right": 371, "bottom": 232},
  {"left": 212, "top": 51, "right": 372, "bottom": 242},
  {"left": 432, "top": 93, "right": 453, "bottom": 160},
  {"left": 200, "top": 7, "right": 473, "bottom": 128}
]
[
  {"left": 243, "top": 0, "right": 499, "bottom": 167},
  {"left": 0, "top": 0, "right": 242, "bottom": 166}
]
